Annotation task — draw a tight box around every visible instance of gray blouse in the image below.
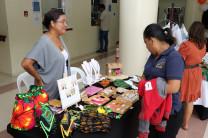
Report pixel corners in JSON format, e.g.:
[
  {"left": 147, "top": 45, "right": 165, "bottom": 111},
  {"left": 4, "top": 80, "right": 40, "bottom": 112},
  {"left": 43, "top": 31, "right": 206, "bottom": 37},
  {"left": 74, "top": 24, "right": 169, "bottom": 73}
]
[{"left": 25, "top": 34, "right": 71, "bottom": 99}]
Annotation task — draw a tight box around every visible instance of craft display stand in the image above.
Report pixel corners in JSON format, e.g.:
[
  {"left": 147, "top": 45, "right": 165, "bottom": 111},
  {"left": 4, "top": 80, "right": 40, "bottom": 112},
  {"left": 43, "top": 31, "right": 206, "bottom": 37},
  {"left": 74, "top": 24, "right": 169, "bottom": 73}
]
[
  {"left": 82, "top": 59, "right": 104, "bottom": 86},
  {"left": 90, "top": 58, "right": 102, "bottom": 81},
  {"left": 82, "top": 61, "right": 93, "bottom": 85}
]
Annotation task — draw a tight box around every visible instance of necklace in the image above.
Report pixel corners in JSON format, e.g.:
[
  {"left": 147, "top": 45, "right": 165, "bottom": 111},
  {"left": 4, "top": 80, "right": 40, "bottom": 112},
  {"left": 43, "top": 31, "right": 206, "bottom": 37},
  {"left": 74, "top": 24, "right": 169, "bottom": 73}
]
[
  {"left": 59, "top": 46, "right": 63, "bottom": 50},
  {"left": 83, "top": 63, "right": 92, "bottom": 75},
  {"left": 91, "top": 60, "right": 99, "bottom": 74}
]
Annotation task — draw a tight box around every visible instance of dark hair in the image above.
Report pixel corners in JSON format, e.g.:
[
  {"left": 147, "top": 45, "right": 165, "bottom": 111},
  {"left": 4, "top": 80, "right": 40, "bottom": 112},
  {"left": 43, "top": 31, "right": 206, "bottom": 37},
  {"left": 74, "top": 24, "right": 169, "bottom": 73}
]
[
  {"left": 143, "top": 24, "right": 175, "bottom": 46},
  {"left": 116, "top": 41, "right": 119, "bottom": 44},
  {"left": 188, "top": 21, "right": 206, "bottom": 49},
  {"left": 42, "top": 9, "right": 65, "bottom": 29},
  {"left": 99, "top": 4, "right": 105, "bottom": 9}
]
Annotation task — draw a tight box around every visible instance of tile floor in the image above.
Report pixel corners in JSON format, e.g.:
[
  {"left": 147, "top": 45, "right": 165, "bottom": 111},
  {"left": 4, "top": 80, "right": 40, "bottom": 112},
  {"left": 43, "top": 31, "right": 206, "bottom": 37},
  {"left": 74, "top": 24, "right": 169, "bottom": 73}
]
[{"left": 0, "top": 48, "right": 208, "bottom": 138}]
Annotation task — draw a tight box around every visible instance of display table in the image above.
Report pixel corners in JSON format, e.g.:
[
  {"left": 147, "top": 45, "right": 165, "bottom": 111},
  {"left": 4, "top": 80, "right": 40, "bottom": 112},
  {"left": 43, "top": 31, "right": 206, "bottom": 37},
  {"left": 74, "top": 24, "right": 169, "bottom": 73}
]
[
  {"left": 7, "top": 81, "right": 141, "bottom": 138},
  {"left": 194, "top": 68, "right": 208, "bottom": 120}
]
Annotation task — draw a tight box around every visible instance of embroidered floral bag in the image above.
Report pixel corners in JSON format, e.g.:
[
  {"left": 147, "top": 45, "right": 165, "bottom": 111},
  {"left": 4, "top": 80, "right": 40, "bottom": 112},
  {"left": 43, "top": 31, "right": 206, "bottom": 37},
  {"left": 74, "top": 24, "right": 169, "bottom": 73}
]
[
  {"left": 28, "top": 85, "right": 49, "bottom": 122},
  {"left": 10, "top": 93, "right": 36, "bottom": 131}
]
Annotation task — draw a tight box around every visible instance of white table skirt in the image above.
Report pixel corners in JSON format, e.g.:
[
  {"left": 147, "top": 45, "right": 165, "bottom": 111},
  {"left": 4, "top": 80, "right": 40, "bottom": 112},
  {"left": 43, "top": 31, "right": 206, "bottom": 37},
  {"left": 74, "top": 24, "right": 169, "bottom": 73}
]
[{"left": 194, "top": 80, "right": 208, "bottom": 108}]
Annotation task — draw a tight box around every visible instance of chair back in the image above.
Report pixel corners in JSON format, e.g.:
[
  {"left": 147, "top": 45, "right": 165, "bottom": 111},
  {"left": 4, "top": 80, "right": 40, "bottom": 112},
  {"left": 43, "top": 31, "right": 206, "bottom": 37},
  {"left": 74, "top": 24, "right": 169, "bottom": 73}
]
[
  {"left": 70, "top": 67, "right": 86, "bottom": 90},
  {"left": 70, "top": 67, "right": 87, "bottom": 83},
  {"left": 17, "top": 72, "right": 34, "bottom": 93}
]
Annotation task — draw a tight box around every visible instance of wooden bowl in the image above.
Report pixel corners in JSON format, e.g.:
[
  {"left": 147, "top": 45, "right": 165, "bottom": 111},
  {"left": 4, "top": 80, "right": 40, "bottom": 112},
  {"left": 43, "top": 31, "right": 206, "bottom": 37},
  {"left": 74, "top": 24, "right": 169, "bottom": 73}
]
[{"left": 98, "top": 79, "right": 110, "bottom": 87}]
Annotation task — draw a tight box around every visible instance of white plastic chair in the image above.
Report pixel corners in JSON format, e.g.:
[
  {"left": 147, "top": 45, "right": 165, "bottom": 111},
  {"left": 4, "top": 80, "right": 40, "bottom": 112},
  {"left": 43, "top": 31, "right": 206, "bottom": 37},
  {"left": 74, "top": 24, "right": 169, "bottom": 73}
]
[
  {"left": 70, "top": 67, "right": 87, "bottom": 83},
  {"left": 17, "top": 72, "right": 35, "bottom": 93},
  {"left": 70, "top": 67, "right": 87, "bottom": 91}
]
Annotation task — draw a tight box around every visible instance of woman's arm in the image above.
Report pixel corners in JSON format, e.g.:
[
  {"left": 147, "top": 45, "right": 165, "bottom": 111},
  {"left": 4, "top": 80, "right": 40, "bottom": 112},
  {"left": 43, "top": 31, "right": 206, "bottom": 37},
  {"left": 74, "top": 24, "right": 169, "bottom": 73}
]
[
  {"left": 166, "top": 79, "right": 181, "bottom": 94},
  {"left": 21, "top": 58, "right": 43, "bottom": 86}
]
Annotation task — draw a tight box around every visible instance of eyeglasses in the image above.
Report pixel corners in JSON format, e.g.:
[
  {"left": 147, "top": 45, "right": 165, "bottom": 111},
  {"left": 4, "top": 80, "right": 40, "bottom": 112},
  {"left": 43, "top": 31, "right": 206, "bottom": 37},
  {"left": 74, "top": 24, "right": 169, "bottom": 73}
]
[{"left": 56, "top": 20, "right": 68, "bottom": 25}]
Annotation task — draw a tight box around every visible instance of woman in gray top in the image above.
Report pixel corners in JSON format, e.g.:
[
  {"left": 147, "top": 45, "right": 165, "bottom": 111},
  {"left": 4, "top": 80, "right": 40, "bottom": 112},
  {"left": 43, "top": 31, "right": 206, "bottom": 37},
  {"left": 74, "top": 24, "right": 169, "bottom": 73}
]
[{"left": 22, "top": 9, "right": 71, "bottom": 99}]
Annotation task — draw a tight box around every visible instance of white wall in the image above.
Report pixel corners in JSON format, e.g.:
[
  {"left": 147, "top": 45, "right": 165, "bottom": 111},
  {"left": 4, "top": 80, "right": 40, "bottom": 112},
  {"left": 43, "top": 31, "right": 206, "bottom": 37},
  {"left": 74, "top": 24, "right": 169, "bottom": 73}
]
[
  {"left": 5, "top": 0, "right": 43, "bottom": 76},
  {"left": 0, "top": 0, "right": 119, "bottom": 76},
  {"left": 184, "top": 0, "right": 203, "bottom": 29},
  {"left": 64, "top": 0, "right": 119, "bottom": 59},
  {"left": 41, "top": 0, "right": 59, "bottom": 17},
  {"left": 0, "top": 0, "right": 12, "bottom": 75}
]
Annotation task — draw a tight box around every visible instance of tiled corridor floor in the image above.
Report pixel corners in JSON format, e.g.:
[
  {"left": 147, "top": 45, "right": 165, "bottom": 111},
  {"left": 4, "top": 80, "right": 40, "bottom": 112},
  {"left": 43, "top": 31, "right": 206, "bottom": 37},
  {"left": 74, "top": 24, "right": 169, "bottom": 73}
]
[{"left": 0, "top": 48, "right": 208, "bottom": 138}]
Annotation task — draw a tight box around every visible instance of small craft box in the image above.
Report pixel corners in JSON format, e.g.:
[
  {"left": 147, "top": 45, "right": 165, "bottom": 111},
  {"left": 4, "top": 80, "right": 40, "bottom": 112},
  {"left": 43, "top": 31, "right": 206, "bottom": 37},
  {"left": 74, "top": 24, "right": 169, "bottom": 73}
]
[
  {"left": 88, "top": 95, "right": 110, "bottom": 106},
  {"left": 98, "top": 86, "right": 117, "bottom": 97},
  {"left": 104, "top": 100, "right": 132, "bottom": 114},
  {"left": 116, "top": 90, "right": 139, "bottom": 104},
  {"left": 106, "top": 63, "right": 123, "bottom": 76}
]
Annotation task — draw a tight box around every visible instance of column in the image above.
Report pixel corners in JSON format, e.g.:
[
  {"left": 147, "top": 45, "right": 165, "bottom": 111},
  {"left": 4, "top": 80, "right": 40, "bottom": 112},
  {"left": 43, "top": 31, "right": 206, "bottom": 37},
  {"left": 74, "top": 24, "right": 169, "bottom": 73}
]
[{"left": 119, "top": 0, "right": 159, "bottom": 76}]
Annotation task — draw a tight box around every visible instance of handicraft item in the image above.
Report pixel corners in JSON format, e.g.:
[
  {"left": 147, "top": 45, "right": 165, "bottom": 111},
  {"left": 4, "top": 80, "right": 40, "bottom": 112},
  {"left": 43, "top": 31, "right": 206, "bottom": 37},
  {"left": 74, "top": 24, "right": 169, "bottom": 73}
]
[
  {"left": 98, "top": 79, "right": 110, "bottom": 87},
  {"left": 40, "top": 106, "right": 57, "bottom": 138},
  {"left": 98, "top": 86, "right": 117, "bottom": 97},
  {"left": 49, "top": 99, "right": 62, "bottom": 107},
  {"left": 106, "top": 74, "right": 129, "bottom": 81},
  {"left": 82, "top": 61, "right": 93, "bottom": 85},
  {"left": 106, "top": 62, "right": 123, "bottom": 76},
  {"left": 116, "top": 90, "right": 139, "bottom": 104},
  {"left": 79, "top": 112, "right": 111, "bottom": 133},
  {"left": 113, "top": 79, "right": 131, "bottom": 89},
  {"left": 117, "top": 87, "right": 128, "bottom": 93},
  {"left": 28, "top": 85, "right": 49, "bottom": 120},
  {"left": 90, "top": 58, "right": 102, "bottom": 81},
  {"left": 88, "top": 95, "right": 110, "bottom": 106},
  {"left": 10, "top": 86, "right": 49, "bottom": 131},
  {"left": 85, "top": 86, "right": 103, "bottom": 96},
  {"left": 104, "top": 100, "right": 132, "bottom": 114},
  {"left": 10, "top": 93, "right": 36, "bottom": 131},
  {"left": 60, "top": 112, "right": 76, "bottom": 138}
]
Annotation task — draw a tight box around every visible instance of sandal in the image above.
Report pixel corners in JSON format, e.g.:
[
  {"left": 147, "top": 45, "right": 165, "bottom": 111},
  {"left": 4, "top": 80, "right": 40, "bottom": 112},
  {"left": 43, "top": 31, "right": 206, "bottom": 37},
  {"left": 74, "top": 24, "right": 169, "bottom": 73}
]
[{"left": 181, "top": 124, "right": 188, "bottom": 131}]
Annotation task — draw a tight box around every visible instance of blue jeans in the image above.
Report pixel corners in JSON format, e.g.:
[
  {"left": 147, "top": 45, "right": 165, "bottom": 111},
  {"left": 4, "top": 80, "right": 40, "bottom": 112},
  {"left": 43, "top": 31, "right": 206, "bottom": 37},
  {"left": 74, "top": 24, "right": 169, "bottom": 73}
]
[{"left": 99, "top": 30, "right": 108, "bottom": 51}]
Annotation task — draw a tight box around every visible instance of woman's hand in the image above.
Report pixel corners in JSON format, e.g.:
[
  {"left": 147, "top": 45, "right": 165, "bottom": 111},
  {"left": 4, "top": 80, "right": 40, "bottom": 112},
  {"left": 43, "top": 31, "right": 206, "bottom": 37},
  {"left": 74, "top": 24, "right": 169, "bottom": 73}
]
[
  {"left": 35, "top": 79, "right": 43, "bottom": 86},
  {"left": 22, "top": 58, "right": 43, "bottom": 86},
  {"left": 133, "top": 77, "right": 141, "bottom": 87},
  {"left": 133, "top": 82, "right": 139, "bottom": 87}
]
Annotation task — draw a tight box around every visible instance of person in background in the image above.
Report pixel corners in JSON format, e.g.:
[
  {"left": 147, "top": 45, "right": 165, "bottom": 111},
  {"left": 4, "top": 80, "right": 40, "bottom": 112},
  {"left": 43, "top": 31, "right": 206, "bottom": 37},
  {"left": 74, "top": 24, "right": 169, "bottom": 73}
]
[
  {"left": 179, "top": 21, "right": 206, "bottom": 130},
  {"left": 137, "top": 24, "right": 185, "bottom": 138},
  {"left": 21, "top": 9, "right": 71, "bottom": 100},
  {"left": 115, "top": 41, "right": 119, "bottom": 62},
  {"left": 96, "top": 4, "right": 109, "bottom": 53}
]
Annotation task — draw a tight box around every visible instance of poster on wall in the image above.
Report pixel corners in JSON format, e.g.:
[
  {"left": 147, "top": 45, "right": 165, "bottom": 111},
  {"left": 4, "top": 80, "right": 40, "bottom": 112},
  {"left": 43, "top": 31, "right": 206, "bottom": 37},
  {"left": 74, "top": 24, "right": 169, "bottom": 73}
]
[
  {"left": 32, "top": 0, "right": 40, "bottom": 25},
  {"left": 57, "top": 74, "right": 81, "bottom": 110}
]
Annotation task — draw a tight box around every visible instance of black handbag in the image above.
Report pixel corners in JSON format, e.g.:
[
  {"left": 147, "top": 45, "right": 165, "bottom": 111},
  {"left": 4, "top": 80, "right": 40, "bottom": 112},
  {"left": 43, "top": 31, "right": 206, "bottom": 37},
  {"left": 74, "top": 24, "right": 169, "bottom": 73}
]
[{"left": 79, "top": 112, "right": 111, "bottom": 133}]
